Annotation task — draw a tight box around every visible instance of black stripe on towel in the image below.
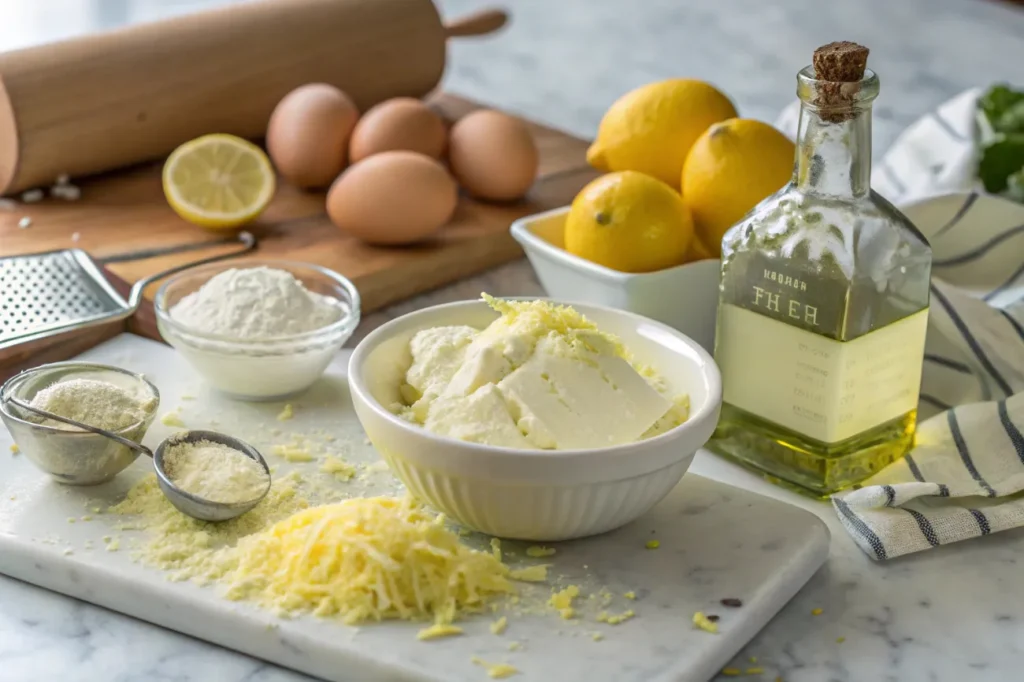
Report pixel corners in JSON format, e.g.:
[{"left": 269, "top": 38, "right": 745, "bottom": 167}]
[
  {"left": 834, "top": 497, "right": 888, "bottom": 561},
  {"left": 924, "top": 354, "right": 973, "bottom": 374},
  {"left": 930, "top": 110, "right": 969, "bottom": 142},
  {"left": 948, "top": 409, "right": 997, "bottom": 497},
  {"left": 930, "top": 284, "right": 1013, "bottom": 396},
  {"left": 933, "top": 192, "right": 979, "bottom": 239},
  {"left": 1001, "top": 310, "right": 1024, "bottom": 342},
  {"left": 905, "top": 454, "right": 925, "bottom": 482},
  {"left": 938, "top": 483, "right": 950, "bottom": 497},
  {"left": 904, "top": 508, "right": 940, "bottom": 547},
  {"left": 998, "top": 400, "right": 1024, "bottom": 465},
  {"left": 921, "top": 394, "right": 954, "bottom": 411},
  {"left": 934, "top": 222, "right": 1024, "bottom": 267},
  {"left": 983, "top": 261, "right": 1024, "bottom": 303},
  {"left": 883, "top": 485, "right": 896, "bottom": 506},
  {"left": 969, "top": 508, "right": 991, "bottom": 535}
]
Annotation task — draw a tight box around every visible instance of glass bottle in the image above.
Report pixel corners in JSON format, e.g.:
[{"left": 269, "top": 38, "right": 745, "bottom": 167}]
[{"left": 706, "top": 42, "right": 932, "bottom": 498}]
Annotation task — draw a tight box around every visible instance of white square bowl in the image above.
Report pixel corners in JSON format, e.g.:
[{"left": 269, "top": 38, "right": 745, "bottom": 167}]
[{"left": 510, "top": 207, "right": 721, "bottom": 352}]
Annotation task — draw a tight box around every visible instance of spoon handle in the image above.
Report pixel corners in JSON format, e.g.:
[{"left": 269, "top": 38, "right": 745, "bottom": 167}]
[{"left": 7, "top": 397, "right": 154, "bottom": 458}]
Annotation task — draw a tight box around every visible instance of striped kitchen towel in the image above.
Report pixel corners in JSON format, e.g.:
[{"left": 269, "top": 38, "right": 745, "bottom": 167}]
[{"left": 778, "top": 91, "right": 1024, "bottom": 560}]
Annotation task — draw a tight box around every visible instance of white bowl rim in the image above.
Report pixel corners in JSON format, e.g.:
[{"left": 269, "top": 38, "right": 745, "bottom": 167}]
[
  {"left": 154, "top": 258, "right": 362, "bottom": 345},
  {"left": 509, "top": 206, "right": 721, "bottom": 284},
  {"left": 348, "top": 296, "right": 722, "bottom": 460}
]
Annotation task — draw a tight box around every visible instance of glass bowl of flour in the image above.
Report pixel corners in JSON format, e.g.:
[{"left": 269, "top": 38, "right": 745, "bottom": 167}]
[
  {"left": 155, "top": 260, "right": 360, "bottom": 400},
  {"left": 0, "top": 362, "right": 160, "bottom": 484}
]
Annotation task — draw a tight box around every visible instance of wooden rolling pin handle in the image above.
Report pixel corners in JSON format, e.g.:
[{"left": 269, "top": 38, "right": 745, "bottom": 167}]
[{"left": 444, "top": 8, "right": 508, "bottom": 38}]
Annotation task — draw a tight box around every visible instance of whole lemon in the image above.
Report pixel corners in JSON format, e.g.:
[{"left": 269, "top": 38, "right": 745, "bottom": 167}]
[
  {"left": 564, "top": 171, "right": 693, "bottom": 273},
  {"left": 586, "top": 79, "right": 737, "bottom": 187},
  {"left": 682, "top": 119, "right": 795, "bottom": 256}
]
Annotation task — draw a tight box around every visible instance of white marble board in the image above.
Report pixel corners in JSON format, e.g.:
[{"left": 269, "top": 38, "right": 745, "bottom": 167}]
[{"left": 0, "top": 334, "right": 829, "bottom": 682}]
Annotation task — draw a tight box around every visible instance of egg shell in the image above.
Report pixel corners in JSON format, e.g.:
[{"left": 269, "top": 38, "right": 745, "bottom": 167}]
[
  {"left": 348, "top": 98, "right": 448, "bottom": 163},
  {"left": 267, "top": 83, "right": 359, "bottom": 189},
  {"left": 326, "top": 151, "right": 458, "bottom": 246},
  {"left": 447, "top": 110, "right": 539, "bottom": 202}
]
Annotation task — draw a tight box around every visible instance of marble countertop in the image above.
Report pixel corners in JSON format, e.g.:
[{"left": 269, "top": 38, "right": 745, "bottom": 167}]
[{"left": 3, "top": 0, "right": 1024, "bottom": 680}]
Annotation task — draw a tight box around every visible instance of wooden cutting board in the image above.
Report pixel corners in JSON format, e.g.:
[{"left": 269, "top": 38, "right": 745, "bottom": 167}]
[{"left": 0, "top": 92, "right": 598, "bottom": 314}]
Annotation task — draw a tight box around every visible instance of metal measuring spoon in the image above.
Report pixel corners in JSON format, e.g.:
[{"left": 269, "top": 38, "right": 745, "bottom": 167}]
[{"left": 9, "top": 397, "right": 270, "bottom": 521}]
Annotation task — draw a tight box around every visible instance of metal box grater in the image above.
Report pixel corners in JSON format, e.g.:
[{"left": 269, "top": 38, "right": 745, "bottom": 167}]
[
  {"left": 0, "top": 232, "right": 256, "bottom": 351},
  {"left": 1, "top": 249, "right": 130, "bottom": 347}
]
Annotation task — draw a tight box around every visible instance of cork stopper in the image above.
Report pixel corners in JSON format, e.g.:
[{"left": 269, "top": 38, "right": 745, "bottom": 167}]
[{"left": 811, "top": 41, "right": 869, "bottom": 122}]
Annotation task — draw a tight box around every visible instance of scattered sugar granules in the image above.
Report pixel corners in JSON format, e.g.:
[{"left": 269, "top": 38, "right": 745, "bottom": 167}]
[{"left": 18, "top": 216, "right": 31, "bottom": 229}]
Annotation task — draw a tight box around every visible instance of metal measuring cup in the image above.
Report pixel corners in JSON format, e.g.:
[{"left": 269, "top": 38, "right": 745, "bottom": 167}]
[{"left": 7, "top": 397, "right": 270, "bottom": 522}]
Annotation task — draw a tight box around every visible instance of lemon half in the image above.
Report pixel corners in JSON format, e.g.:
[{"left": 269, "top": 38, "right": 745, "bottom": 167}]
[{"left": 163, "top": 134, "right": 276, "bottom": 229}]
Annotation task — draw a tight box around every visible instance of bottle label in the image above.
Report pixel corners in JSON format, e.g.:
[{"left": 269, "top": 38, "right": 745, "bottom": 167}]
[
  {"left": 720, "top": 254, "right": 851, "bottom": 339},
  {"left": 715, "top": 304, "right": 929, "bottom": 444}
]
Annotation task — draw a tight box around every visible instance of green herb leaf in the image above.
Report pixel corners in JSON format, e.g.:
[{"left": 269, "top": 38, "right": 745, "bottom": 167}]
[
  {"left": 977, "top": 84, "right": 1024, "bottom": 200},
  {"left": 978, "top": 134, "right": 1024, "bottom": 194},
  {"left": 979, "top": 84, "right": 1024, "bottom": 135}
]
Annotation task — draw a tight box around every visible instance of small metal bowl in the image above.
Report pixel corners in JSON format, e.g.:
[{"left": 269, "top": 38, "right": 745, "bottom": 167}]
[
  {"left": 153, "top": 430, "right": 271, "bottom": 522},
  {"left": 0, "top": 362, "right": 160, "bottom": 485}
]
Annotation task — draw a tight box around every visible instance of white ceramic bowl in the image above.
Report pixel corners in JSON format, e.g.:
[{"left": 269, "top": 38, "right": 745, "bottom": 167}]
[
  {"left": 348, "top": 298, "right": 722, "bottom": 541},
  {"left": 510, "top": 207, "right": 722, "bottom": 352},
  {"left": 155, "top": 260, "right": 360, "bottom": 401}
]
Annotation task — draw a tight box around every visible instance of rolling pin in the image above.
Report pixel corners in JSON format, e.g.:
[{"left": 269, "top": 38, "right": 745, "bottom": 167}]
[{"left": 0, "top": 0, "right": 508, "bottom": 195}]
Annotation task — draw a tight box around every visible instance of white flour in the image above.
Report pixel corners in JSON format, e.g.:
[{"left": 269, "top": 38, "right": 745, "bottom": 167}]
[
  {"left": 30, "top": 378, "right": 154, "bottom": 431},
  {"left": 162, "top": 439, "right": 269, "bottom": 504},
  {"left": 169, "top": 267, "right": 342, "bottom": 338}
]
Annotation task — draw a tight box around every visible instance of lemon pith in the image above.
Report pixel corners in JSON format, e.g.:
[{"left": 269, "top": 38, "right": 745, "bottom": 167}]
[{"left": 163, "top": 134, "right": 276, "bottom": 229}]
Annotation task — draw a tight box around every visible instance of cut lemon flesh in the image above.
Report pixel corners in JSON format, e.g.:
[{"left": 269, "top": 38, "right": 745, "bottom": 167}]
[{"left": 163, "top": 134, "right": 276, "bottom": 229}]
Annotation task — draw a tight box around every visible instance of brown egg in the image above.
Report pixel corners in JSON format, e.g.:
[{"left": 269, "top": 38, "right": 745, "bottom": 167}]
[
  {"left": 348, "top": 98, "right": 447, "bottom": 163},
  {"left": 326, "top": 151, "right": 458, "bottom": 246},
  {"left": 267, "top": 83, "right": 359, "bottom": 189},
  {"left": 448, "top": 110, "right": 539, "bottom": 201}
]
